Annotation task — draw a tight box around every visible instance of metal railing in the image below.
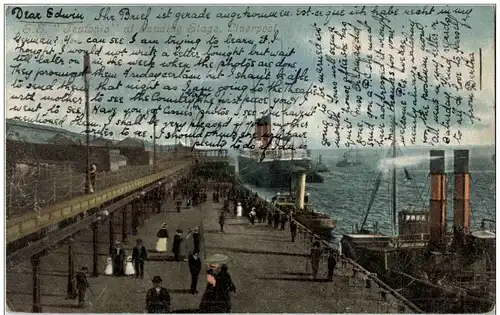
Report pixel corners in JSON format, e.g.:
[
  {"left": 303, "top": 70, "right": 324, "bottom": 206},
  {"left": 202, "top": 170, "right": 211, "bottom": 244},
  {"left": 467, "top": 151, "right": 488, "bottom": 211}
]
[{"left": 6, "top": 157, "right": 191, "bottom": 219}]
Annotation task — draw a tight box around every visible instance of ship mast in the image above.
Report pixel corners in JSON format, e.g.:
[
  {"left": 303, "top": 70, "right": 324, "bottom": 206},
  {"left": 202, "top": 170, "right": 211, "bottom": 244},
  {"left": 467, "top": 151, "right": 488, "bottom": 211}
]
[
  {"left": 391, "top": 112, "right": 397, "bottom": 236},
  {"left": 280, "top": 38, "right": 285, "bottom": 157}
]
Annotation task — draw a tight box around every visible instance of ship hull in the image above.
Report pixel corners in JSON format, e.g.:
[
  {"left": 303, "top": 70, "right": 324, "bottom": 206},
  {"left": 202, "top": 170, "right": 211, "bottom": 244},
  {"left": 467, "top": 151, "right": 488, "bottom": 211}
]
[
  {"left": 340, "top": 235, "right": 495, "bottom": 313},
  {"left": 238, "top": 155, "right": 322, "bottom": 188},
  {"left": 295, "top": 213, "right": 336, "bottom": 239}
]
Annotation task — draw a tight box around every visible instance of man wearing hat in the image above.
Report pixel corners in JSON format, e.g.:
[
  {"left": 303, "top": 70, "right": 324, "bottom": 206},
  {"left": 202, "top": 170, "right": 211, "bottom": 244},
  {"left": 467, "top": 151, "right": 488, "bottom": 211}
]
[
  {"left": 327, "top": 249, "right": 337, "bottom": 281},
  {"left": 219, "top": 211, "right": 226, "bottom": 232},
  {"left": 172, "top": 229, "right": 184, "bottom": 261},
  {"left": 192, "top": 227, "right": 201, "bottom": 254},
  {"left": 132, "top": 239, "right": 148, "bottom": 279},
  {"left": 310, "top": 241, "right": 322, "bottom": 280},
  {"left": 146, "top": 276, "right": 170, "bottom": 313},
  {"left": 188, "top": 251, "right": 202, "bottom": 294},
  {"left": 112, "top": 240, "right": 126, "bottom": 277},
  {"left": 75, "top": 266, "right": 90, "bottom": 308}
]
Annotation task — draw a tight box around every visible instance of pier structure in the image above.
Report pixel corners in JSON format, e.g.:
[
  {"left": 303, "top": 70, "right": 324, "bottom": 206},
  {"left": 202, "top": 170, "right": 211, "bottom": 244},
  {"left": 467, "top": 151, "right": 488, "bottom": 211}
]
[
  {"left": 6, "top": 149, "right": 228, "bottom": 312},
  {"left": 6, "top": 149, "right": 419, "bottom": 313}
]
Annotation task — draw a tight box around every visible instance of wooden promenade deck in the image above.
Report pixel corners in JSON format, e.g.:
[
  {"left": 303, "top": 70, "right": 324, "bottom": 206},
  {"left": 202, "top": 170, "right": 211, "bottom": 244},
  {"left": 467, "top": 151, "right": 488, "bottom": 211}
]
[{"left": 6, "top": 190, "right": 410, "bottom": 313}]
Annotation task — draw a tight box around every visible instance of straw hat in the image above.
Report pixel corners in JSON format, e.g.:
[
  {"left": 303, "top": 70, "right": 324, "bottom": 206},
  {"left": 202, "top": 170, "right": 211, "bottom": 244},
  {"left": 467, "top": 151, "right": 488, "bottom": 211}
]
[{"left": 205, "top": 253, "right": 229, "bottom": 265}]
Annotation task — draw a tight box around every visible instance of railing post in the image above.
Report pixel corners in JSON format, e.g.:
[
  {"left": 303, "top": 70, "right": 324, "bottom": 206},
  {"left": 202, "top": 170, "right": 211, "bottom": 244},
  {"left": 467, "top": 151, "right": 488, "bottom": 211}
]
[
  {"left": 132, "top": 201, "right": 138, "bottom": 235},
  {"left": 65, "top": 238, "right": 77, "bottom": 299},
  {"left": 92, "top": 222, "right": 99, "bottom": 277},
  {"left": 31, "top": 254, "right": 42, "bottom": 313}
]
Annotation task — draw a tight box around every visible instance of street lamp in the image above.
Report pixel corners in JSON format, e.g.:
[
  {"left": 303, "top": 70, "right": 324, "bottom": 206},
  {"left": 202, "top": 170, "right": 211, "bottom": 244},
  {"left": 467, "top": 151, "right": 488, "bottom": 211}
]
[{"left": 83, "top": 52, "right": 91, "bottom": 194}]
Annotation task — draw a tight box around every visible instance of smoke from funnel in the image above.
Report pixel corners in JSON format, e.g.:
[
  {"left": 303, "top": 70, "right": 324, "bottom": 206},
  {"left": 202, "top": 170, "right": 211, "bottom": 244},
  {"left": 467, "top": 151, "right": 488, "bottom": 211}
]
[{"left": 378, "top": 154, "right": 439, "bottom": 171}]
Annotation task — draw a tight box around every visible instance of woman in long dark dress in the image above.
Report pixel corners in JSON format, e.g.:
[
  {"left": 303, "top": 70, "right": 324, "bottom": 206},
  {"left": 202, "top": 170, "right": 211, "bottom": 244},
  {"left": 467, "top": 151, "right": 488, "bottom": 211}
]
[
  {"left": 199, "top": 266, "right": 218, "bottom": 313},
  {"left": 199, "top": 264, "right": 236, "bottom": 313},
  {"left": 217, "top": 265, "right": 236, "bottom": 313}
]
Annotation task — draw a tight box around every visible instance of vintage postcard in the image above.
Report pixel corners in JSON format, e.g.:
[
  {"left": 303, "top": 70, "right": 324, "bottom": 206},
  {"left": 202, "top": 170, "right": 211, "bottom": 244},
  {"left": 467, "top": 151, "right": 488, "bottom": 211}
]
[{"left": 4, "top": 4, "right": 496, "bottom": 314}]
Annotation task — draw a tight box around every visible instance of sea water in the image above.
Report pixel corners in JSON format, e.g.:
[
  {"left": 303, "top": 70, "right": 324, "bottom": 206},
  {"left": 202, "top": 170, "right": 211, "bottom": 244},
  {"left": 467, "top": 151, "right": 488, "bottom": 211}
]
[{"left": 238, "top": 146, "right": 496, "bottom": 237}]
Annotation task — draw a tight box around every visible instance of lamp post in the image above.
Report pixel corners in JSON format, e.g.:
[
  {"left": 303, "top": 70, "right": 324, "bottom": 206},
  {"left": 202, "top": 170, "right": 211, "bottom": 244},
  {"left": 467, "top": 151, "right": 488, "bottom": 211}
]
[
  {"left": 83, "top": 52, "right": 91, "bottom": 194},
  {"left": 153, "top": 112, "right": 157, "bottom": 172}
]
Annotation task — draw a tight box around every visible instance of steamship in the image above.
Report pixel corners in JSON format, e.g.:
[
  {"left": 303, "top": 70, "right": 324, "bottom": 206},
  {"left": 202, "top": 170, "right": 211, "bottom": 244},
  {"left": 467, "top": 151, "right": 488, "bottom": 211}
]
[
  {"left": 340, "top": 146, "right": 496, "bottom": 313},
  {"left": 270, "top": 175, "right": 336, "bottom": 239},
  {"left": 237, "top": 115, "right": 323, "bottom": 188},
  {"left": 237, "top": 39, "right": 322, "bottom": 188}
]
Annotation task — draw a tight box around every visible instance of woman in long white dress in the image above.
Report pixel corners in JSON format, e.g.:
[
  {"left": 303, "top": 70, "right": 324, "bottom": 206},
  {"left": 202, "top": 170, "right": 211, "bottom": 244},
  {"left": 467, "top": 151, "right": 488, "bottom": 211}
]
[
  {"left": 236, "top": 202, "right": 243, "bottom": 217},
  {"left": 156, "top": 223, "right": 169, "bottom": 252}
]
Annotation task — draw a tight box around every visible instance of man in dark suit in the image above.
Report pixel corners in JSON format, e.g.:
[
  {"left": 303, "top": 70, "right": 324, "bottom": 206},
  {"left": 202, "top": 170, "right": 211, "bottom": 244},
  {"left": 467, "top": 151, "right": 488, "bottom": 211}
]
[
  {"left": 112, "top": 241, "right": 125, "bottom": 277},
  {"left": 132, "top": 239, "right": 148, "bottom": 278},
  {"left": 172, "top": 230, "right": 183, "bottom": 261},
  {"left": 192, "top": 227, "right": 201, "bottom": 254},
  {"left": 188, "top": 252, "right": 202, "bottom": 294},
  {"left": 146, "top": 276, "right": 171, "bottom": 313},
  {"left": 75, "top": 266, "right": 90, "bottom": 308},
  {"left": 290, "top": 220, "right": 298, "bottom": 242},
  {"left": 327, "top": 250, "right": 337, "bottom": 281}
]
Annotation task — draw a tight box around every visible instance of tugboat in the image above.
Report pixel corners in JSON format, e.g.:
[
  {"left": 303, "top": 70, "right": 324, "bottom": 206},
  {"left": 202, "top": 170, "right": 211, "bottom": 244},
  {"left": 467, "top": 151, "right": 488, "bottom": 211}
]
[
  {"left": 271, "top": 171, "right": 335, "bottom": 239},
  {"left": 336, "top": 150, "right": 361, "bottom": 167},
  {"left": 313, "top": 154, "right": 330, "bottom": 173}
]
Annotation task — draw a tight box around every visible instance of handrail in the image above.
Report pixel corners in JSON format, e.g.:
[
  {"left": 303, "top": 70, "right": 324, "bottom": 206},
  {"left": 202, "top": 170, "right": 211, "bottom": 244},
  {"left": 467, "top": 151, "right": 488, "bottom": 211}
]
[{"left": 6, "top": 158, "right": 193, "bottom": 219}]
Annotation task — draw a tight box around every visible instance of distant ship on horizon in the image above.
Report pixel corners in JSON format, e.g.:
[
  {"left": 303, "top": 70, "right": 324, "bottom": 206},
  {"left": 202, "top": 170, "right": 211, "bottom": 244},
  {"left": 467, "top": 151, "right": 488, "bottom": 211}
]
[{"left": 336, "top": 149, "right": 361, "bottom": 167}]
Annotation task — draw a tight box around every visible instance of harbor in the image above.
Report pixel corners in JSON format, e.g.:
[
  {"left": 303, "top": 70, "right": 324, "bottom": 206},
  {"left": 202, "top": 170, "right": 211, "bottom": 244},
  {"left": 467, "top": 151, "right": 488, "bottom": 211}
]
[
  {"left": 234, "top": 140, "right": 496, "bottom": 313},
  {"left": 4, "top": 5, "right": 496, "bottom": 312},
  {"left": 6, "top": 155, "right": 418, "bottom": 313},
  {"left": 5, "top": 116, "right": 496, "bottom": 313}
]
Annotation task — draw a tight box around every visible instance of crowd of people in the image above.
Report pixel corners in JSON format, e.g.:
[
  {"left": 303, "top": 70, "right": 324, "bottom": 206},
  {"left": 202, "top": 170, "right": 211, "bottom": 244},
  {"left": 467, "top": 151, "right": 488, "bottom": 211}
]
[
  {"left": 226, "top": 186, "right": 338, "bottom": 282},
  {"left": 146, "top": 178, "right": 238, "bottom": 313},
  {"left": 74, "top": 175, "right": 337, "bottom": 312}
]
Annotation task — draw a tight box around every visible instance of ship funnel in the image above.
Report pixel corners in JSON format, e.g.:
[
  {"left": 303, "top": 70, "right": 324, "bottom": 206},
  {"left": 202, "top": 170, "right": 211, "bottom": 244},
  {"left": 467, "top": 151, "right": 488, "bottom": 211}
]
[
  {"left": 257, "top": 115, "right": 272, "bottom": 148},
  {"left": 295, "top": 171, "right": 306, "bottom": 210},
  {"left": 429, "top": 150, "right": 446, "bottom": 247},
  {"left": 453, "top": 150, "right": 470, "bottom": 234}
]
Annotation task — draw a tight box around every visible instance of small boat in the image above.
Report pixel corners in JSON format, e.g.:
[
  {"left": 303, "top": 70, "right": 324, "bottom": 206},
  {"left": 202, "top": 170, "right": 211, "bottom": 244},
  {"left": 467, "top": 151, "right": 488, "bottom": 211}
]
[
  {"left": 336, "top": 150, "right": 361, "bottom": 167},
  {"left": 271, "top": 192, "right": 336, "bottom": 238},
  {"left": 313, "top": 154, "right": 330, "bottom": 173}
]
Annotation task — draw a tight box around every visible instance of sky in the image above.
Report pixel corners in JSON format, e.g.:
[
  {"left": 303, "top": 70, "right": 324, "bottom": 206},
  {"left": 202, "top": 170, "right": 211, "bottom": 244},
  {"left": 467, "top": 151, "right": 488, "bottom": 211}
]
[{"left": 5, "top": 5, "right": 496, "bottom": 149}]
